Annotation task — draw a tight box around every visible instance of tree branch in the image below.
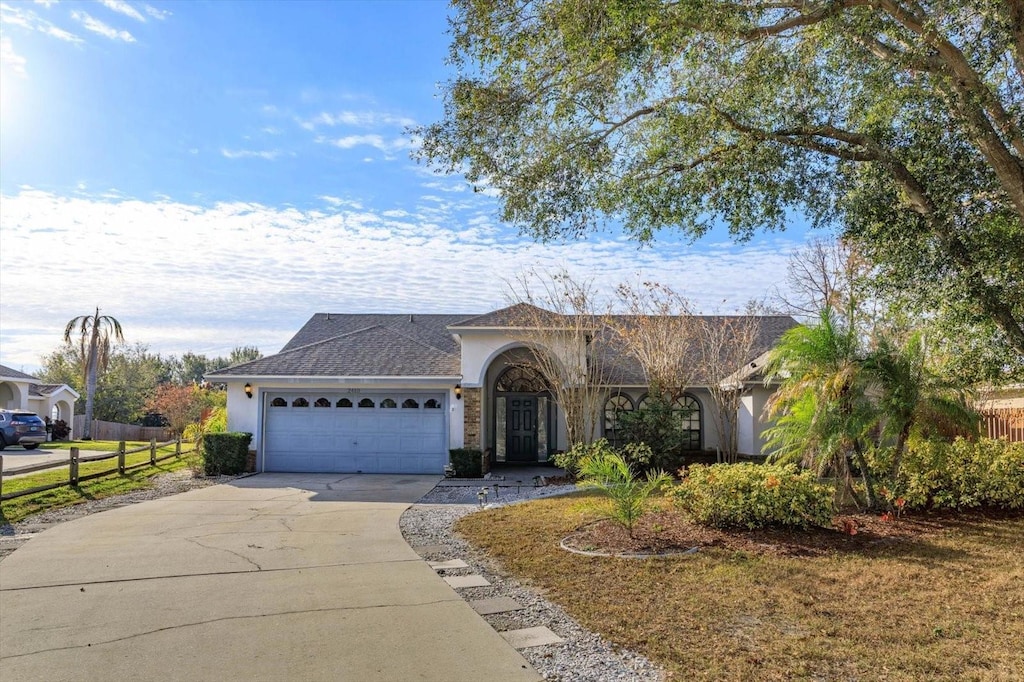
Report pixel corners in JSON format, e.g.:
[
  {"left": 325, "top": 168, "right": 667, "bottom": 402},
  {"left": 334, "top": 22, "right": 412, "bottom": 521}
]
[{"left": 875, "top": 0, "right": 1024, "bottom": 212}]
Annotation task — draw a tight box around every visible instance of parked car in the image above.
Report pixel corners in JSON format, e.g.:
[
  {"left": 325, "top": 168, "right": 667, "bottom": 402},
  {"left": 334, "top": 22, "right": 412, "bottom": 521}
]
[{"left": 0, "top": 410, "right": 47, "bottom": 450}]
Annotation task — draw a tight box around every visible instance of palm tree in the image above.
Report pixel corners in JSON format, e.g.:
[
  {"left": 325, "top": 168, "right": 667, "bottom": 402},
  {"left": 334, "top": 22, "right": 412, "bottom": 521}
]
[
  {"left": 64, "top": 308, "right": 124, "bottom": 440},
  {"left": 864, "top": 332, "right": 979, "bottom": 478},
  {"left": 764, "top": 308, "right": 879, "bottom": 508}
]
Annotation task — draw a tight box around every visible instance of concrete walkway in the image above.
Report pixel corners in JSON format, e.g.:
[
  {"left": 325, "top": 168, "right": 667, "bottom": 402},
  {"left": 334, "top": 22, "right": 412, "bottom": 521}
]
[{"left": 0, "top": 474, "right": 541, "bottom": 681}]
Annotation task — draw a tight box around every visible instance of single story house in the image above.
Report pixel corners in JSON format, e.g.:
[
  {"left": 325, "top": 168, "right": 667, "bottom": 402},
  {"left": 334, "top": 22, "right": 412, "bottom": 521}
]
[
  {"left": 207, "top": 305, "right": 797, "bottom": 474},
  {"left": 0, "top": 363, "right": 80, "bottom": 426}
]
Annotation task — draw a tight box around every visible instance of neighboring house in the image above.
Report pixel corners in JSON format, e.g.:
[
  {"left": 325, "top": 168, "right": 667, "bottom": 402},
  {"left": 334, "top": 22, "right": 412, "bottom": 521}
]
[
  {"left": 207, "top": 305, "right": 797, "bottom": 474},
  {"left": 0, "top": 363, "right": 80, "bottom": 426}
]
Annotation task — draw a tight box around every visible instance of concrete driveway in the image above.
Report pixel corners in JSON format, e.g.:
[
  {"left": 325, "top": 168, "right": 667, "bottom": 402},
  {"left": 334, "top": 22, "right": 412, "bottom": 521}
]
[
  {"left": 0, "top": 445, "right": 71, "bottom": 473},
  {"left": 0, "top": 474, "right": 541, "bottom": 681}
]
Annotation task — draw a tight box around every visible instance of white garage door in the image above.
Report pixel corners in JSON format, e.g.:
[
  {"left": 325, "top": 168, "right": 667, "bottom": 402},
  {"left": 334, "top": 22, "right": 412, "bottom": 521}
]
[{"left": 263, "top": 392, "right": 447, "bottom": 474}]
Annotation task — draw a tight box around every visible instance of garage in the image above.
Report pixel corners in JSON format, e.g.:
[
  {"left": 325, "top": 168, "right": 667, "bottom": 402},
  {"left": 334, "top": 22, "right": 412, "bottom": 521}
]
[{"left": 263, "top": 392, "right": 447, "bottom": 474}]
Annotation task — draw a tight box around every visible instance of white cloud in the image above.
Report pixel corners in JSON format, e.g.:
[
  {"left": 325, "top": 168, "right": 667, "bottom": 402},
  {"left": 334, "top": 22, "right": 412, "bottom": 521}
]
[
  {"left": 1, "top": 3, "right": 84, "bottom": 43},
  {"left": 0, "top": 190, "right": 802, "bottom": 369},
  {"left": 298, "top": 110, "right": 416, "bottom": 131},
  {"left": 1, "top": 35, "right": 26, "bottom": 76},
  {"left": 221, "top": 148, "right": 281, "bottom": 160},
  {"left": 321, "top": 134, "right": 414, "bottom": 157},
  {"left": 33, "top": 0, "right": 58, "bottom": 7},
  {"left": 43, "top": 24, "right": 82, "bottom": 42},
  {"left": 99, "top": 0, "right": 145, "bottom": 22},
  {"left": 70, "top": 10, "right": 135, "bottom": 42},
  {"left": 143, "top": 4, "right": 170, "bottom": 20}
]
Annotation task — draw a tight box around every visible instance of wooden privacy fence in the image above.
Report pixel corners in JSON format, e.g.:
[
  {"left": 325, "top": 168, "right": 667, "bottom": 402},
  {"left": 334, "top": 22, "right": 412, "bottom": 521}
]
[
  {"left": 71, "top": 416, "right": 172, "bottom": 442},
  {"left": 0, "top": 439, "right": 195, "bottom": 501},
  {"left": 982, "top": 408, "right": 1024, "bottom": 442}
]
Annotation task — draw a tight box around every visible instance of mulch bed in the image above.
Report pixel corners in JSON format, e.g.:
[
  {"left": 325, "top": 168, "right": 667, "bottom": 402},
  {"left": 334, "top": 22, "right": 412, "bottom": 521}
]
[{"left": 561, "top": 507, "right": 1020, "bottom": 558}]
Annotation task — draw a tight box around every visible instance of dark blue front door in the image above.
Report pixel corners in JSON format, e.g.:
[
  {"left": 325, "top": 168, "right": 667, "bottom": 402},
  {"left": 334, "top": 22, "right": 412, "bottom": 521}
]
[{"left": 506, "top": 396, "right": 536, "bottom": 462}]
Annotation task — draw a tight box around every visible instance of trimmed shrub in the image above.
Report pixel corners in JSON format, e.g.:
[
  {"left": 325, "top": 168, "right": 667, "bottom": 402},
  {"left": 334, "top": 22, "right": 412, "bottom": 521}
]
[
  {"left": 203, "top": 432, "right": 252, "bottom": 476},
  {"left": 554, "top": 440, "right": 608, "bottom": 479},
  {"left": 555, "top": 438, "right": 655, "bottom": 479},
  {"left": 674, "top": 463, "right": 834, "bottom": 529},
  {"left": 449, "top": 448, "right": 483, "bottom": 478},
  {"left": 893, "top": 437, "right": 1024, "bottom": 510}
]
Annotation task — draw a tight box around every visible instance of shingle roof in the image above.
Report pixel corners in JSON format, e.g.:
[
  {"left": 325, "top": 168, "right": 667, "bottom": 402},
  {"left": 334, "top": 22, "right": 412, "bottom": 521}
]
[
  {"left": 449, "top": 303, "right": 567, "bottom": 329},
  {"left": 208, "top": 319, "right": 462, "bottom": 377},
  {"left": 0, "top": 364, "right": 40, "bottom": 382},
  {"left": 29, "top": 384, "right": 67, "bottom": 397},
  {"left": 207, "top": 309, "right": 797, "bottom": 382},
  {"left": 597, "top": 315, "right": 799, "bottom": 385}
]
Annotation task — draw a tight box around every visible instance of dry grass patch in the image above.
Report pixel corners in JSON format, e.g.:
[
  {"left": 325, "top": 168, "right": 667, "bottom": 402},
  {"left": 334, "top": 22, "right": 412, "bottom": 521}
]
[{"left": 455, "top": 493, "right": 1024, "bottom": 681}]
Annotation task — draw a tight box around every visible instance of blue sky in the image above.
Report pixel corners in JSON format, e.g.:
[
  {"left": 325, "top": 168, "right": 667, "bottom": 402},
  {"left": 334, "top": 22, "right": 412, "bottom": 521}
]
[{"left": 0, "top": 0, "right": 812, "bottom": 373}]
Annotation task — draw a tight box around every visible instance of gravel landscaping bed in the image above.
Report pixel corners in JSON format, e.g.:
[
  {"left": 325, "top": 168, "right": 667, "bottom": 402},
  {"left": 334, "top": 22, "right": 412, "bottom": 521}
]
[
  {"left": 401, "top": 486, "right": 665, "bottom": 682},
  {"left": 0, "top": 469, "right": 244, "bottom": 562}
]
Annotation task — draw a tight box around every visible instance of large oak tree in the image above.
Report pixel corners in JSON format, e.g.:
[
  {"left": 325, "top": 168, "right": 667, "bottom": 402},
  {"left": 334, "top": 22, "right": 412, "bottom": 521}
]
[{"left": 417, "top": 0, "right": 1024, "bottom": 362}]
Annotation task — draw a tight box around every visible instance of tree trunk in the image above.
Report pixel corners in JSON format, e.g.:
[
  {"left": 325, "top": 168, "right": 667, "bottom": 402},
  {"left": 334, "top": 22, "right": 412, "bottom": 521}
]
[
  {"left": 853, "top": 440, "right": 878, "bottom": 510},
  {"left": 83, "top": 318, "right": 100, "bottom": 440}
]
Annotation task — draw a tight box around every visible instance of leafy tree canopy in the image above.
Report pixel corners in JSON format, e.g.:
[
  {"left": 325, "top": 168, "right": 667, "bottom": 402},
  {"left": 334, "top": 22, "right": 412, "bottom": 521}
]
[{"left": 417, "top": 0, "right": 1024, "bottom": 355}]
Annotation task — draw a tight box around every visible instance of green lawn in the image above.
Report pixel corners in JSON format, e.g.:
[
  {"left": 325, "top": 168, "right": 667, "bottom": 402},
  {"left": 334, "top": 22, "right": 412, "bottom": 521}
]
[
  {"left": 457, "top": 494, "right": 1024, "bottom": 681},
  {"left": 1, "top": 441, "right": 197, "bottom": 525}
]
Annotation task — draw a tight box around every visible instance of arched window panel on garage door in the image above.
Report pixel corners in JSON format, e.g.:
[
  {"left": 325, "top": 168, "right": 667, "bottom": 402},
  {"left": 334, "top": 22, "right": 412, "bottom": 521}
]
[
  {"left": 402, "top": 398, "right": 419, "bottom": 408},
  {"left": 358, "top": 398, "right": 375, "bottom": 408},
  {"left": 271, "top": 397, "right": 287, "bottom": 407},
  {"left": 292, "top": 397, "right": 309, "bottom": 407},
  {"left": 424, "top": 399, "right": 441, "bottom": 409},
  {"left": 336, "top": 398, "right": 353, "bottom": 408},
  {"left": 381, "top": 398, "right": 397, "bottom": 408},
  {"left": 314, "top": 398, "right": 331, "bottom": 408}
]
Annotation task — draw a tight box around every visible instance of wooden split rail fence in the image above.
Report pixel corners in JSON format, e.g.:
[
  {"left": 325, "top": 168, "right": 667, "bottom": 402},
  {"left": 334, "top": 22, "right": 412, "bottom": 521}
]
[{"left": 0, "top": 439, "right": 196, "bottom": 502}]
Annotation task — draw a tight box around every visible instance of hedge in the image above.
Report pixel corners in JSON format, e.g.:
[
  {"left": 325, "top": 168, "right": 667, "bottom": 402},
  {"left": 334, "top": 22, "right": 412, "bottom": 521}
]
[
  {"left": 203, "top": 432, "right": 252, "bottom": 476},
  {"left": 449, "top": 448, "right": 483, "bottom": 477},
  {"left": 674, "top": 462, "right": 835, "bottom": 529}
]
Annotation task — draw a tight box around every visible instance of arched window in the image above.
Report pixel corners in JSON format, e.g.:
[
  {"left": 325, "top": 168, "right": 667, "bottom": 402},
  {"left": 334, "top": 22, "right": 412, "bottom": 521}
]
[
  {"left": 674, "top": 395, "right": 701, "bottom": 451},
  {"left": 381, "top": 398, "right": 397, "bottom": 408},
  {"left": 271, "top": 397, "right": 287, "bottom": 407},
  {"left": 402, "top": 398, "right": 419, "bottom": 409},
  {"left": 603, "top": 393, "right": 634, "bottom": 446},
  {"left": 495, "top": 365, "right": 547, "bottom": 393},
  {"left": 292, "top": 397, "right": 309, "bottom": 407},
  {"left": 314, "top": 398, "right": 331, "bottom": 408},
  {"left": 358, "top": 398, "right": 375, "bottom": 408},
  {"left": 336, "top": 398, "right": 353, "bottom": 408},
  {"left": 637, "top": 394, "right": 651, "bottom": 411},
  {"left": 424, "top": 399, "right": 441, "bottom": 409}
]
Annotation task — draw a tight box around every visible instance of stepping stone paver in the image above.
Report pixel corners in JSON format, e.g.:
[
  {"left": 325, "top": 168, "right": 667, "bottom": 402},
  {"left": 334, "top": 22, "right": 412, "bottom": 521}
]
[
  {"left": 428, "top": 559, "right": 470, "bottom": 570},
  {"left": 469, "top": 597, "right": 526, "bottom": 615},
  {"left": 412, "top": 544, "right": 447, "bottom": 555},
  {"left": 443, "top": 574, "right": 491, "bottom": 588},
  {"left": 500, "top": 626, "right": 564, "bottom": 649}
]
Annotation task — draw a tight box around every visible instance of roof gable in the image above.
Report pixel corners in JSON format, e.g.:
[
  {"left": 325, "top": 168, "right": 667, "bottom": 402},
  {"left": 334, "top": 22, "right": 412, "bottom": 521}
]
[
  {"left": 448, "top": 303, "right": 566, "bottom": 329},
  {"left": 0, "top": 364, "right": 40, "bottom": 383},
  {"left": 208, "top": 323, "right": 460, "bottom": 378}
]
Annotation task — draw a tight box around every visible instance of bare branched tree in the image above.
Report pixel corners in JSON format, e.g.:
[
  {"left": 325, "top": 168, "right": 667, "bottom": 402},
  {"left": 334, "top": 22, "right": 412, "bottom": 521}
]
[
  {"left": 609, "top": 281, "right": 699, "bottom": 403},
  {"left": 774, "top": 237, "right": 879, "bottom": 335},
  {"left": 696, "top": 304, "right": 768, "bottom": 464},
  {"left": 507, "top": 269, "right": 611, "bottom": 446}
]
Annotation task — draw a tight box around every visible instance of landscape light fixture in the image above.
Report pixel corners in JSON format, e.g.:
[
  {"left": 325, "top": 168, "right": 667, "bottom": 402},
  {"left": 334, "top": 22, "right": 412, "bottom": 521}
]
[
  {"left": 244, "top": 383, "right": 253, "bottom": 399},
  {"left": 455, "top": 384, "right": 462, "bottom": 400}
]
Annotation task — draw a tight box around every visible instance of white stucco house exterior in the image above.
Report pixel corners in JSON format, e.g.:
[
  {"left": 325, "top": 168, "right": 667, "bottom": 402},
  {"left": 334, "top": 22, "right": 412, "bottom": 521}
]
[
  {"left": 207, "top": 305, "right": 796, "bottom": 474},
  {"left": 0, "top": 363, "right": 80, "bottom": 431}
]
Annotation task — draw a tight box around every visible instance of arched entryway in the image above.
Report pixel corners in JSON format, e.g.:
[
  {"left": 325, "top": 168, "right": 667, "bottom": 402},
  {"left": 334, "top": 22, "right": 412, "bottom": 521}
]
[
  {"left": 484, "top": 349, "right": 560, "bottom": 465},
  {"left": 0, "top": 382, "right": 23, "bottom": 410}
]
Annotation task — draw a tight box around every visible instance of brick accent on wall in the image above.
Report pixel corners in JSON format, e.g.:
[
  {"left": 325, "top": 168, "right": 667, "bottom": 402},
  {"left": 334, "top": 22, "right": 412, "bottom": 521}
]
[
  {"left": 246, "top": 449, "right": 257, "bottom": 473},
  {"left": 463, "top": 387, "right": 482, "bottom": 451}
]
